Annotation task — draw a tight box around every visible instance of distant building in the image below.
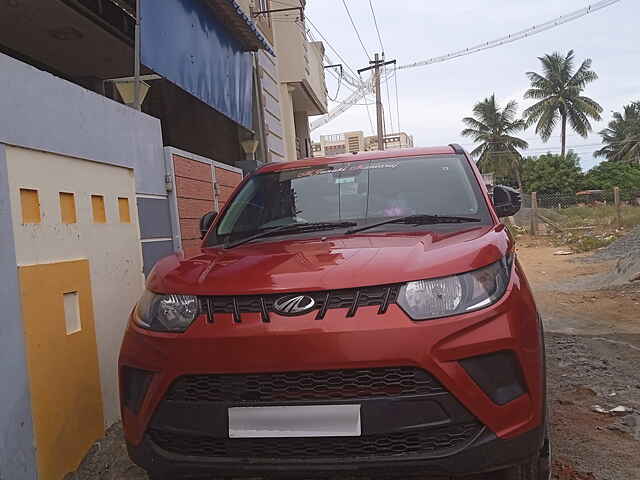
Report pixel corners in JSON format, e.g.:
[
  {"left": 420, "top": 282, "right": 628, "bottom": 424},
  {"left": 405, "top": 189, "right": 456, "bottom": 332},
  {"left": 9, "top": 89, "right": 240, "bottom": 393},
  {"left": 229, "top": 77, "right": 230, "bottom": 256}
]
[
  {"left": 312, "top": 130, "right": 414, "bottom": 157},
  {"left": 271, "top": 0, "right": 328, "bottom": 160}
]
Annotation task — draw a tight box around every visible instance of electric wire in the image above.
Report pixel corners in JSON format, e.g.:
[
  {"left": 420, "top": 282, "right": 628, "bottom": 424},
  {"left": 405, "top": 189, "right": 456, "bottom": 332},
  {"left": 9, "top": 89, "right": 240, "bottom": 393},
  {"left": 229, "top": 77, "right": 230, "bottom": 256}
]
[
  {"left": 365, "top": 101, "right": 375, "bottom": 133},
  {"left": 393, "top": 64, "right": 401, "bottom": 134},
  {"left": 397, "top": 0, "right": 621, "bottom": 71},
  {"left": 384, "top": 62, "right": 394, "bottom": 134},
  {"left": 306, "top": 17, "right": 366, "bottom": 88},
  {"left": 341, "top": 0, "right": 372, "bottom": 61},
  {"left": 312, "top": 0, "right": 622, "bottom": 130},
  {"left": 368, "top": 0, "right": 385, "bottom": 53},
  {"left": 327, "top": 68, "right": 343, "bottom": 101}
]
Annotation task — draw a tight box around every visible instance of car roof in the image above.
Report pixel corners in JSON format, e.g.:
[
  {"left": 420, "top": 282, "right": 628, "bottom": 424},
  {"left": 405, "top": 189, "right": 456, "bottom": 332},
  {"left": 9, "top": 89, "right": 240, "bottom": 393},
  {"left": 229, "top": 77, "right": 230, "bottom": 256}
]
[{"left": 256, "top": 146, "right": 460, "bottom": 174}]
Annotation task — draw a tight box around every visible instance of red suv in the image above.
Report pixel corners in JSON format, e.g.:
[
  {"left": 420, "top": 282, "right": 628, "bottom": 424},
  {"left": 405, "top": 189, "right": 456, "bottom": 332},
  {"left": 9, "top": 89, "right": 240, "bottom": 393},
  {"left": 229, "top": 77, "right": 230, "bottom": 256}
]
[{"left": 119, "top": 146, "right": 550, "bottom": 479}]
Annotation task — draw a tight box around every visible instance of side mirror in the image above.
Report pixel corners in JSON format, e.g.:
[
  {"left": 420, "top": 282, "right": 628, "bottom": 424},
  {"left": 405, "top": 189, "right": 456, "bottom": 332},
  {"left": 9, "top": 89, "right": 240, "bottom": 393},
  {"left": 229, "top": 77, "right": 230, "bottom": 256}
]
[
  {"left": 199, "top": 211, "right": 217, "bottom": 239},
  {"left": 492, "top": 186, "right": 521, "bottom": 218}
]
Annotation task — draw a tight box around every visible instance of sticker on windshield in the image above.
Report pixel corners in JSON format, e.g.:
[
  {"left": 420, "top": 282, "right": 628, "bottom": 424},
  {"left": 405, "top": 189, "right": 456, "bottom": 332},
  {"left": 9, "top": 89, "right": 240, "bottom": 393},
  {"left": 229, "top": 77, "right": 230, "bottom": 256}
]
[
  {"left": 283, "top": 162, "right": 401, "bottom": 181},
  {"left": 335, "top": 177, "right": 356, "bottom": 184}
]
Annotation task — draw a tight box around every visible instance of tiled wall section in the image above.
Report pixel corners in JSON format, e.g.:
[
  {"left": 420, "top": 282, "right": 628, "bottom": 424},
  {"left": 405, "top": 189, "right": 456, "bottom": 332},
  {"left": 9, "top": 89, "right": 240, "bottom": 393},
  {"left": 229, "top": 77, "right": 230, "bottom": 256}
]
[
  {"left": 215, "top": 167, "right": 243, "bottom": 208},
  {"left": 173, "top": 154, "right": 215, "bottom": 256},
  {"left": 171, "top": 150, "right": 244, "bottom": 257},
  {"left": 258, "top": 49, "right": 286, "bottom": 162}
]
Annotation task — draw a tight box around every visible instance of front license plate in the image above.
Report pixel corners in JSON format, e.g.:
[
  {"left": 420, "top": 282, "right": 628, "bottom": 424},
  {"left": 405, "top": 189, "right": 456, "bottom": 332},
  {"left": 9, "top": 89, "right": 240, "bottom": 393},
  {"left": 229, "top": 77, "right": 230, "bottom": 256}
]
[{"left": 228, "top": 404, "right": 361, "bottom": 438}]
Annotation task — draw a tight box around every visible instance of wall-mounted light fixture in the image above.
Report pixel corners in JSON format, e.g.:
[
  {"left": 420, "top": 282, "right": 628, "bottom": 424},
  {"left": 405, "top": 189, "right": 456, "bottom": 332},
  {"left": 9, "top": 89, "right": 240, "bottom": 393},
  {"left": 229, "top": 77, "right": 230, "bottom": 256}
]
[
  {"left": 105, "top": 74, "right": 160, "bottom": 109},
  {"left": 240, "top": 138, "right": 260, "bottom": 157}
]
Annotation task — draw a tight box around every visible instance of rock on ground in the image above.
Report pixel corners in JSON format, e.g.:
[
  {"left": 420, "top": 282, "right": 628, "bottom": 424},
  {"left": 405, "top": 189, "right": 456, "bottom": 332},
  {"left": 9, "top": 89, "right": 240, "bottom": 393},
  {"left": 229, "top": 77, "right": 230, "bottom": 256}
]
[{"left": 588, "top": 225, "right": 640, "bottom": 262}]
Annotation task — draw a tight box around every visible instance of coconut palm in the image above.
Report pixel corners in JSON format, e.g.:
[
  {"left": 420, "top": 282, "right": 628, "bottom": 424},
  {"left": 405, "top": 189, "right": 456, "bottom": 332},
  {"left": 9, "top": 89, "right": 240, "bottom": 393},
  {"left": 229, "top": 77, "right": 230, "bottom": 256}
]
[
  {"left": 523, "top": 50, "right": 603, "bottom": 157},
  {"left": 595, "top": 101, "right": 640, "bottom": 164},
  {"left": 461, "top": 94, "right": 528, "bottom": 190}
]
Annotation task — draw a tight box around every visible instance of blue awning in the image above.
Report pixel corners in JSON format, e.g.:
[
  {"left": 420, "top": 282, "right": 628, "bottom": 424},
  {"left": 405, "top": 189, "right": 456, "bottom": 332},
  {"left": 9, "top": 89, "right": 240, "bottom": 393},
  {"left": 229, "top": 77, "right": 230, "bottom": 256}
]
[
  {"left": 203, "top": 0, "right": 276, "bottom": 56},
  {"left": 140, "top": 0, "right": 255, "bottom": 129}
]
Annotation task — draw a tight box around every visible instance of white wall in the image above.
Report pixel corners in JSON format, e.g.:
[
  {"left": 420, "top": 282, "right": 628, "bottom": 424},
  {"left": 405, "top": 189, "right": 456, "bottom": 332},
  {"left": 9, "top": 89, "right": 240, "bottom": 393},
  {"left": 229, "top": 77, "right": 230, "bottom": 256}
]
[
  {"left": 6, "top": 146, "right": 145, "bottom": 426},
  {"left": 258, "top": 50, "right": 286, "bottom": 162},
  {"left": 280, "top": 85, "right": 297, "bottom": 161}
]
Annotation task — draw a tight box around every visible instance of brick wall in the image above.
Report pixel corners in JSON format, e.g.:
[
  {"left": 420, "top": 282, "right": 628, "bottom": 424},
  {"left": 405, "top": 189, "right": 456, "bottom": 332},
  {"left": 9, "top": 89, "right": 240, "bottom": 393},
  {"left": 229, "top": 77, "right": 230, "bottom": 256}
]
[
  {"left": 173, "top": 155, "right": 243, "bottom": 257},
  {"left": 214, "top": 167, "right": 242, "bottom": 209},
  {"left": 173, "top": 155, "right": 215, "bottom": 257}
]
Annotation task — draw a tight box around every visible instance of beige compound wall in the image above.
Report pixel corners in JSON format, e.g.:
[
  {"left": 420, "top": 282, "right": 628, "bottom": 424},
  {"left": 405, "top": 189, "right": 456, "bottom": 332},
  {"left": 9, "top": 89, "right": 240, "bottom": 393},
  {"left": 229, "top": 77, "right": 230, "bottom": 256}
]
[{"left": 5, "top": 145, "right": 144, "bottom": 478}]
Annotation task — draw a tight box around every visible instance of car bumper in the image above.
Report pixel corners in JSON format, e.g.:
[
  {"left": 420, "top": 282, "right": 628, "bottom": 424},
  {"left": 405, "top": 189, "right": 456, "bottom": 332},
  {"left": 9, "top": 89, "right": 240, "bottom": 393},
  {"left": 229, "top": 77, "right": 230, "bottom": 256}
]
[
  {"left": 128, "top": 425, "right": 543, "bottom": 478},
  {"left": 119, "top": 265, "right": 544, "bottom": 476}
]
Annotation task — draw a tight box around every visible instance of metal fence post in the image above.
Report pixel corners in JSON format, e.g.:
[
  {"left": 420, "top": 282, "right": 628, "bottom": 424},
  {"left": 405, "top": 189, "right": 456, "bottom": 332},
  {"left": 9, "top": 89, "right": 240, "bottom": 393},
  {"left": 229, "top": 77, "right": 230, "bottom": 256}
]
[
  {"left": 614, "top": 186, "right": 621, "bottom": 227},
  {"left": 530, "top": 192, "right": 538, "bottom": 236}
]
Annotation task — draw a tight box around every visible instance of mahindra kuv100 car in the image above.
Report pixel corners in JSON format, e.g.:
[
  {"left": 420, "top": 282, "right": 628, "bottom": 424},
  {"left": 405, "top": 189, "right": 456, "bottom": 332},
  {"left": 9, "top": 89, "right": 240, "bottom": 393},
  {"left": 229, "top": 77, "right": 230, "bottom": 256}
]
[{"left": 119, "top": 145, "right": 550, "bottom": 479}]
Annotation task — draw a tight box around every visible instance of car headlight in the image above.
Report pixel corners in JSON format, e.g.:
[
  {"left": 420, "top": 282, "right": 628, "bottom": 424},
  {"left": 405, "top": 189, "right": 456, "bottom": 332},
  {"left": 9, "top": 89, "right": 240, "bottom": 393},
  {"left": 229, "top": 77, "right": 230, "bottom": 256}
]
[
  {"left": 134, "top": 289, "right": 199, "bottom": 332},
  {"left": 397, "top": 256, "right": 513, "bottom": 321}
]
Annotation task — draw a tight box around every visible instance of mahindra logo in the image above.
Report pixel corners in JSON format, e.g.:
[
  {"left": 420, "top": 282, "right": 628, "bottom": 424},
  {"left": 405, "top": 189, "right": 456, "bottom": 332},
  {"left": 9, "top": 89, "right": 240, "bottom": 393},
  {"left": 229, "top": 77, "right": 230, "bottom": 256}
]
[{"left": 273, "top": 295, "right": 316, "bottom": 316}]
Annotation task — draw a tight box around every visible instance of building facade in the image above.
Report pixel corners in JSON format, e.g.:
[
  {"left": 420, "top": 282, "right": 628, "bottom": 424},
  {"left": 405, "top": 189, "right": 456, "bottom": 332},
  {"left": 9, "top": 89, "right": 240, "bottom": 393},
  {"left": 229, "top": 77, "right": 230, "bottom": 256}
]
[
  {"left": 0, "top": 1, "right": 321, "bottom": 478},
  {"left": 270, "top": 0, "right": 328, "bottom": 160},
  {"left": 312, "top": 130, "right": 415, "bottom": 157}
]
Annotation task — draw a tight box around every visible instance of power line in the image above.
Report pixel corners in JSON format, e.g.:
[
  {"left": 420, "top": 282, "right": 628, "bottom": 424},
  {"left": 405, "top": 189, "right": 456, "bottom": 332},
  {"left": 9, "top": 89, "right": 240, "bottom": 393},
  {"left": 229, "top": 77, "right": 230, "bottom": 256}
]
[
  {"left": 311, "top": 0, "right": 622, "bottom": 130},
  {"left": 398, "top": 0, "right": 621, "bottom": 71},
  {"left": 368, "top": 0, "right": 385, "bottom": 53},
  {"left": 305, "top": 17, "right": 365, "bottom": 88},
  {"left": 341, "top": 0, "right": 372, "bottom": 61},
  {"left": 365, "top": 101, "right": 375, "bottom": 133},
  {"left": 463, "top": 140, "right": 638, "bottom": 148},
  {"left": 384, "top": 62, "right": 394, "bottom": 133},
  {"left": 394, "top": 64, "right": 401, "bottom": 133},
  {"left": 326, "top": 68, "right": 343, "bottom": 102}
]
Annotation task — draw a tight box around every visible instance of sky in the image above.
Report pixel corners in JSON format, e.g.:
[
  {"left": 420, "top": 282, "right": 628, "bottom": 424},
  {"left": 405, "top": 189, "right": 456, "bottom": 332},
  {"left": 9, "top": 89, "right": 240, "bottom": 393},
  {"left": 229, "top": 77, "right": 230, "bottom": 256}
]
[{"left": 306, "top": 0, "right": 639, "bottom": 170}]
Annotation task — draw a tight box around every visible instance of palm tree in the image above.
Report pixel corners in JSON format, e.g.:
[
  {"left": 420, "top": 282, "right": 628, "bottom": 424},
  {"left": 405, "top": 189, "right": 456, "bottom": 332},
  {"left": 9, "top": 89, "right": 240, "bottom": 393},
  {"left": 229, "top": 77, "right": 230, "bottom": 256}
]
[
  {"left": 461, "top": 94, "right": 529, "bottom": 190},
  {"left": 523, "top": 50, "right": 603, "bottom": 157},
  {"left": 595, "top": 101, "right": 640, "bottom": 164}
]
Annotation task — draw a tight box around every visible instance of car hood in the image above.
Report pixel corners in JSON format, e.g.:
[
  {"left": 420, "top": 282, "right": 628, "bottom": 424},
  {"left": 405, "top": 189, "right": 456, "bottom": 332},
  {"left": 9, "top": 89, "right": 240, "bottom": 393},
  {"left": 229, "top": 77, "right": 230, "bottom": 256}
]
[{"left": 147, "top": 225, "right": 511, "bottom": 295}]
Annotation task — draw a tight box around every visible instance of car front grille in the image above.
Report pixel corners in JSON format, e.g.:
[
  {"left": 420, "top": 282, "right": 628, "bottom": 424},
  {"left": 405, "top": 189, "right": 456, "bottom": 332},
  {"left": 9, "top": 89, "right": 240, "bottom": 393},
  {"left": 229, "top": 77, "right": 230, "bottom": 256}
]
[
  {"left": 149, "top": 421, "right": 483, "bottom": 459},
  {"left": 198, "top": 284, "right": 401, "bottom": 322},
  {"left": 165, "top": 367, "right": 446, "bottom": 403}
]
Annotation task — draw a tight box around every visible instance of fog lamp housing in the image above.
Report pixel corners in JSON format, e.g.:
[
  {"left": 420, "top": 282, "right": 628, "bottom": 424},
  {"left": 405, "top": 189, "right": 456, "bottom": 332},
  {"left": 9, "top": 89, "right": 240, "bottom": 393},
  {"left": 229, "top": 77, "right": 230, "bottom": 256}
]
[
  {"left": 121, "top": 366, "right": 154, "bottom": 414},
  {"left": 460, "top": 351, "right": 526, "bottom": 405}
]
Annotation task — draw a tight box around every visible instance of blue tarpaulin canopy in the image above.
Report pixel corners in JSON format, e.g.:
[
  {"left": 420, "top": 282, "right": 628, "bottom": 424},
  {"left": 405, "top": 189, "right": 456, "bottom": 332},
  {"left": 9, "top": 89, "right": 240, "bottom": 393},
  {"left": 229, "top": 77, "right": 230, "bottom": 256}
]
[{"left": 140, "top": 0, "right": 271, "bottom": 129}]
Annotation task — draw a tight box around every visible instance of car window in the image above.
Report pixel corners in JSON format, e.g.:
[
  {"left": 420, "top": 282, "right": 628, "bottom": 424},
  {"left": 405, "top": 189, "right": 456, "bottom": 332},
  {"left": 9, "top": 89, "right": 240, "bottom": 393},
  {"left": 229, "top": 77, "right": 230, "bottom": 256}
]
[{"left": 210, "top": 155, "right": 491, "bottom": 245}]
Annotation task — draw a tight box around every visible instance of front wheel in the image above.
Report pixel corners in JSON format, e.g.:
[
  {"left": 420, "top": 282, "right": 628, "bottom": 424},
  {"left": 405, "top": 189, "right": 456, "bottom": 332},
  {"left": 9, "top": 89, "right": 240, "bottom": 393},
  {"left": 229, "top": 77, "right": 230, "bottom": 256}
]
[{"left": 498, "top": 427, "right": 551, "bottom": 480}]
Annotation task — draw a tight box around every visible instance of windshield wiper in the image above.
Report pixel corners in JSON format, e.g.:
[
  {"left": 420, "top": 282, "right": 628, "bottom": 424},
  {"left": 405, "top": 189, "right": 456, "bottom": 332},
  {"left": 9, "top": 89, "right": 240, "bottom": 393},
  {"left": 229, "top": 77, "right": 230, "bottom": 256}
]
[
  {"left": 345, "top": 214, "right": 480, "bottom": 235},
  {"left": 224, "top": 221, "right": 358, "bottom": 249}
]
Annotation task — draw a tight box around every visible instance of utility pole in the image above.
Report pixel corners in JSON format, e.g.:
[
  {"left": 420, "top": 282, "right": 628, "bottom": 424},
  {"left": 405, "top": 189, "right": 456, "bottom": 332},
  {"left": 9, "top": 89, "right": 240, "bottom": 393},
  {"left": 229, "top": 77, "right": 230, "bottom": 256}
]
[
  {"left": 133, "top": 0, "right": 141, "bottom": 111},
  {"left": 358, "top": 53, "right": 396, "bottom": 151}
]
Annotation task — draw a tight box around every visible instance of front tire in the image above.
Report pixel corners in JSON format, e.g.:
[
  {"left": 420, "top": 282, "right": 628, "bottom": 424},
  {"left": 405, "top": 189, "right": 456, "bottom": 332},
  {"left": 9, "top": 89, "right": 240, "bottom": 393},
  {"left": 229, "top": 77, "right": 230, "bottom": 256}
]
[{"left": 498, "top": 426, "right": 551, "bottom": 480}]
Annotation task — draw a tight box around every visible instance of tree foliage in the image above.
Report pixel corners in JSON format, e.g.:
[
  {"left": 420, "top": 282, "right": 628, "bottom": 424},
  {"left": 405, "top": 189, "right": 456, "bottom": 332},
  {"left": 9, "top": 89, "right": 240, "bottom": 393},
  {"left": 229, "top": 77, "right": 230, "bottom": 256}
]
[
  {"left": 583, "top": 160, "right": 640, "bottom": 192},
  {"left": 520, "top": 151, "right": 584, "bottom": 194},
  {"left": 523, "top": 50, "right": 602, "bottom": 157},
  {"left": 595, "top": 101, "right": 640, "bottom": 164},
  {"left": 461, "top": 94, "right": 528, "bottom": 190}
]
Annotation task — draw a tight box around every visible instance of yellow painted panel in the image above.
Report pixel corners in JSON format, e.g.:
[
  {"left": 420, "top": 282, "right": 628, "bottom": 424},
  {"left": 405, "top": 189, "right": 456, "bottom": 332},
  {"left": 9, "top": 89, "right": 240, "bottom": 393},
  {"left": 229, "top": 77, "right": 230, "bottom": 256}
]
[
  {"left": 59, "top": 192, "right": 77, "bottom": 224},
  {"left": 118, "top": 197, "right": 131, "bottom": 223},
  {"left": 91, "top": 195, "right": 106, "bottom": 223},
  {"left": 20, "top": 188, "right": 41, "bottom": 224},
  {"left": 19, "top": 260, "right": 104, "bottom": 480}
]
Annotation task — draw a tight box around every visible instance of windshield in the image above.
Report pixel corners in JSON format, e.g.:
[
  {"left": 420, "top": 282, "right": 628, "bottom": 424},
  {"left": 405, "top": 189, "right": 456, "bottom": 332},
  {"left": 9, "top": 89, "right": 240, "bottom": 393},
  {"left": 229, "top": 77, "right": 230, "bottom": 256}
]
[{"left": 206, "top": 155, "right": 491, "bottom": 246}]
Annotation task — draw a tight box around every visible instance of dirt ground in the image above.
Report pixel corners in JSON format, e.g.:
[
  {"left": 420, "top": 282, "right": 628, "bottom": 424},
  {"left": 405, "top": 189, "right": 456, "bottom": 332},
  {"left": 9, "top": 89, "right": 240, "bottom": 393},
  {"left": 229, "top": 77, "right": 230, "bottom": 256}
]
[
  {"left": 69, "top": 238, "right": 640, "bottom": 480},
  {"left": 516, "top": 238, "right": 640, "bottom": 480}
]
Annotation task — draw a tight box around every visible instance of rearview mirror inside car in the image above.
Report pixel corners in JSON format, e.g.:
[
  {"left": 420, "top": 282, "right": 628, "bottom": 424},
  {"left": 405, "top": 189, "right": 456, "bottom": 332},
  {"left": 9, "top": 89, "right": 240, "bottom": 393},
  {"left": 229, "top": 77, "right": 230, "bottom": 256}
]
[
  {"left": 199, "top": 211, "right": 218, "bottom": 239},
  {"left": 492, "top": 186, "right": 522, "bottom": 218}
]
